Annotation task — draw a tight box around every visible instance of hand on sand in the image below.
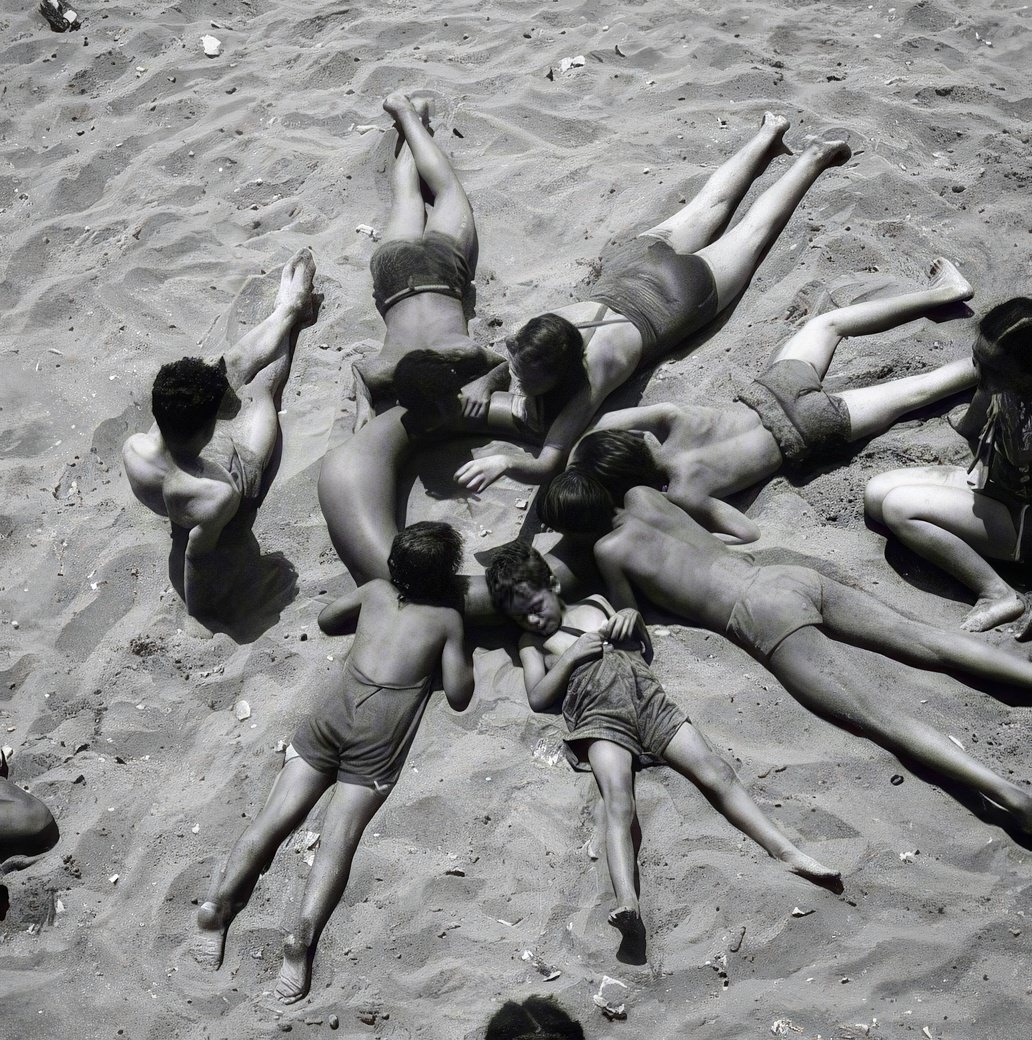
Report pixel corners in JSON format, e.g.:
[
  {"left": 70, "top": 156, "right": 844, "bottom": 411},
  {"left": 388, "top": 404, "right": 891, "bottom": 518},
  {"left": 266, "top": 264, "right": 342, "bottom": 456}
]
[{"left": 455, "top": 454, "right": 510, "bottom": 493}]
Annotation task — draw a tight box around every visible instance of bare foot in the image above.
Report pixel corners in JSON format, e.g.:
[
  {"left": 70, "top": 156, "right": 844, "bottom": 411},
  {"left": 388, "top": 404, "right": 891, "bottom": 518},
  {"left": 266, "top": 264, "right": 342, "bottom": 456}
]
[
  {"left": 191, "top": 901, "right": 229, "bottom": 970},
  {"left": 410, "top": 94, "right": 434, "bottom": 127},
  {"left": 961, "top": 591, "right": 1025, "bottom": 632},
  {"left": 276, "top": 247, "right": 317, "bottom": 321},
  {"left": 275, "top": 934, "right": 314, "bottom": 1004},
  {"left": 803, "top": 134, "right": 852, "bottom": 168},
  {"left": 761, "top": 112, "right": 792, "bottom": 157},
  {"left": 383, "top": 91, "right": 416, "bottom": 123},
  {"left": 927, "top": 256, "right": 973, "bottom": 303},
  {"left": 779, "top": 848, "right": 841, "bottom": 884},
  {"left": 609, "top": 906, "right": 647, "bottom": 965}
]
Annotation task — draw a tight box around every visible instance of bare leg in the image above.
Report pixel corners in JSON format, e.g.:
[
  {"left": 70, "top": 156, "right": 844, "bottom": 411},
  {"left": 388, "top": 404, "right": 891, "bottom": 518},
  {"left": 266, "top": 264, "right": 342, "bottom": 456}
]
[
  {"left": 817, "top": 575, "right": 1032, "bottom": 688},
  {"left": 877, "top": 483, "right": 1023, "bottom": 631},
  {"left": 838, "top": 358, "right": 976, "bottom": 441},
  {"left": 770, "top": 628, "right": 1032, "bottom": 829},
  {"left": 695, "top": 136, "right": 851, "bottom": 309},
  {"left": 223, "top": 248, "right": 316, "bottom": 389},
  {"left": 276, "top": 780, "right": 388, "bottom": 1004},
  {"left": 381, "top": 99, "right": 432, "bottom": 244},
  {"left": 383, "top": 92, "right": 478, "bottom": 265},
  {"left": 661, "top": 722, "right": 839, "bottom": 882},
  {"left": 586, "top": 741, "right": 640, "bottom": 918},
  {"left": 192, "top": 756, "right": 334, "bottom": 970},
  {"left": 772, "top": 258, "right": 973, "bottom": 377},
  {"left": 644, "top": 113, "right": 792, "bottom": 254}
]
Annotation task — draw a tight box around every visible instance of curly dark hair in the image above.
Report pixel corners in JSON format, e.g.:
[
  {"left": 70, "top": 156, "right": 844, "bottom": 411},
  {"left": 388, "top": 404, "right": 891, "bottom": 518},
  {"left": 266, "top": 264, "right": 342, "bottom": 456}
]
[
  {"left": 388, "top": 521, "right": 464, "bottom": 607},
  {"left": 394, "top": 348, "right": 493, "bottom": 428},
  {"left": 484, "top": 541, "right": 553, "bottom": 613},
  {"left": 151, "top": 357, "right": 229, "bottom": 441}
]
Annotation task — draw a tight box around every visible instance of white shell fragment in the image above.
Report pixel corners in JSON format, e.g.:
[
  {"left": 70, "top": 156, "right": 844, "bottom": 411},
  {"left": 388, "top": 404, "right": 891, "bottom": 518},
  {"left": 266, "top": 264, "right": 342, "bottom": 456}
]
[
  {"left": 560, "top": 55, "right": 586, "bottom": 73},
  {"left": 234, "top": 700, "right": 251, "bottom": 721},
  {"left": 201, "top": 34, "right": 223, "bottom": 57},
  {"left": 355, "top": 224, "right": 381, "bottom": 241}
]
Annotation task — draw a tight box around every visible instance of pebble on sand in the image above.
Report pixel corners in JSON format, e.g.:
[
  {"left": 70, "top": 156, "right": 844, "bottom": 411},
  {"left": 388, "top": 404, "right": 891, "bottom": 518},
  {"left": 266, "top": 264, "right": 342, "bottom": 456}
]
[{"left": 201, "top": 34, "right": 223, "bottom": 58}]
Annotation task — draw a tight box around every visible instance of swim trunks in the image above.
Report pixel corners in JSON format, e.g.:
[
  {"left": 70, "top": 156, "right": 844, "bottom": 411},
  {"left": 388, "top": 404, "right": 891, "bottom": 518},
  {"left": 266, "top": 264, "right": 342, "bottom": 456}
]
[
  {"left": 370, "top": 230, "right": 474, "bottom": 318},
  {"left": 588, "top": 234, "right": 719, "bottom": 355},
  {"left": 290, "top": 656, "right": 434, "bottom": 790},
  {"left": 725, "top": 564, "right": 825, "bottom": 661},
  {"left": 562, "top": 650, "right": 687, "bottom": 772},
  {"left": 201, "top": 425, "right": 265, "bottom": 501},
  {"left": 736, "top": 358, "right": 851, "bottom": 465}
]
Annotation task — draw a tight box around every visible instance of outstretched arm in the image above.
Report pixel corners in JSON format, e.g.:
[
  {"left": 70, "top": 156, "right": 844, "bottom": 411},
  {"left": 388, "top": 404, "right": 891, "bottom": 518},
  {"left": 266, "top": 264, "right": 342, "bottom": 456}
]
[{"left": 683, "top": 495, "right": 761, "bottom": 545}]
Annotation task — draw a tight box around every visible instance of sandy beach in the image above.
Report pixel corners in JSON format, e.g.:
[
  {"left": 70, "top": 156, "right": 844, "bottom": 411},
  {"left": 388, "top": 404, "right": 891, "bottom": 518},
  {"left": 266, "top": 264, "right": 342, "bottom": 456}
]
[{"left": 2, "top": 0, "right": 1031, "bottom": 1037}]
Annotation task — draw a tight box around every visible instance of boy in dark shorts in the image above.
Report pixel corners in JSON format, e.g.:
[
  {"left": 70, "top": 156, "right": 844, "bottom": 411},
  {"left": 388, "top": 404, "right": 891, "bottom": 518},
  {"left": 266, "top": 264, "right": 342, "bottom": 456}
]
[
  {"left": 485, "top": 542, "right": 838, "bottom": 961},
  {"left": 192, "top": 522, "right": 474, "bottom": 1002}
]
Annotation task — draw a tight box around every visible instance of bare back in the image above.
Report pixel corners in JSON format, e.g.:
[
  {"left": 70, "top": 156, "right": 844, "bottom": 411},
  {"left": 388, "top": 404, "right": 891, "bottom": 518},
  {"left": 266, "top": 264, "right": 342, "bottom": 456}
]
[{"left": 380, "top": 293, "right": 474, "bottom": 362}]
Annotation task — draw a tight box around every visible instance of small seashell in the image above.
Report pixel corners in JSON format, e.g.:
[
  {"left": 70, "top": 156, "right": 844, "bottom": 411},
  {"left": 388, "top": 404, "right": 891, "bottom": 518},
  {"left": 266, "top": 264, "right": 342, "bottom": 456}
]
[{"left": 234, "top": 700, "right": 251, "bottom": 721}]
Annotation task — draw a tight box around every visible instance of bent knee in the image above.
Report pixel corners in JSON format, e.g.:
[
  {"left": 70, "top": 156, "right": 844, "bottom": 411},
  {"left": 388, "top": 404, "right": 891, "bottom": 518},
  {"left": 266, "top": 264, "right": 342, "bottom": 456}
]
[
  {"left": 878, "top": 486, "right": 924, "bottom": 532},
  {"left": 689, "top": 752, "right": 738, "bottom": 794}
]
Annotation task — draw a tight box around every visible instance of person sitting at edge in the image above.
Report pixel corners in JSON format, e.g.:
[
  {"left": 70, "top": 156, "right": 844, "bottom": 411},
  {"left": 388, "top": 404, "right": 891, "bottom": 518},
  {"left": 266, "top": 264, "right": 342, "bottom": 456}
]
[
  {"left": 192, "top": 521, "right": 475, "bottom": 1003},
  {"left": 1, "top": 749, "right": 59, "bottom": 875},
  {"left": 866, "top": 298, "right": 1032, "bottom": 633},
  {"left": 122, "top": 248, "right": 316, "bottom": 619},
  {"left": 351, "top": 92, "right": 506, "bottom": 431},
  {"left": 538, "top": 484, "right": 1032, "bottom": 833},
  {"left": 453, "top": 113, "right": 851, "bottom": 493},
  {"left": 541, "top": 259, "right": 974, "bottom": 543},
  {"left": 485, "top": 542, "right": 838, "bottom": 960}
]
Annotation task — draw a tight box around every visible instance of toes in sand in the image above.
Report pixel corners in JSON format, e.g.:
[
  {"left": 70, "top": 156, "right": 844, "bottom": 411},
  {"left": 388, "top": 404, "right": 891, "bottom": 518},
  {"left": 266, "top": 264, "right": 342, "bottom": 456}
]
[
  {"left": 961, "top": 592, "right": 1025, "bottom": 633},
  {"left": 191, "top": 901, "right": 229, "bottom": 970},
  {"left": 275, "top": 934, "right": 315, "bottom": 1005}
]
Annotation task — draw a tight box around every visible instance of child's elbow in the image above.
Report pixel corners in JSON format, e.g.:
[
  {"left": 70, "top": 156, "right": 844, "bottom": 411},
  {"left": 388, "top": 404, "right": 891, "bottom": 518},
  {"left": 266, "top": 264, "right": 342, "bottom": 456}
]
[{"left": 445, "top": 675, "right": 475, "bottom": 712}]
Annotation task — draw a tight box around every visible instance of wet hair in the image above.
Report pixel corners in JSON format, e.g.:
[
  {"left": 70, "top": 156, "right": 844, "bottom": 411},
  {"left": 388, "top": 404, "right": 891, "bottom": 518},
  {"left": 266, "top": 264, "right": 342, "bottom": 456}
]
[
  {"left": 394, "top": 348, "right": 492, "bottom": 428},
  {"left": 509, "top": 313, "right": 589, "bottom": 420},
  {"left": 387, "top": 521, "right": 464, "bottom": 607},
  {"left": 151, "top": 357, "right": 229, "bottom": 441},
  {"left": 537, "top": 469, "right": 615, "bottom": 534},
  {"left": 974, "top": 297, "right": 1032, "bottom": 393},
  {"left": 485, "top": 541, "right": 553, "bottom": 613}
]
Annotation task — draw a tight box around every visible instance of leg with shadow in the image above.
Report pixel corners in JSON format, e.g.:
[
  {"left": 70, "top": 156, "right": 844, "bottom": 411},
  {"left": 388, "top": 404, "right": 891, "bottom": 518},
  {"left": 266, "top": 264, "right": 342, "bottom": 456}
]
[
  {"left": 0, "top": 777, "right": 58, "bottom": 870},
  {"left": 769, "top": 627, "right": 1032, "bottom": 830},
  {"left": 645, "top": 112, "right": 792, "bottom": 254},
  {"left": 694, "top": 136, "right": 851, "bottom": 310},
  {"left": 276, "top": 779, "right": 389, "bottom": 1003},
  {"left": 193, "top": 756, "right": 334, "bottom": 970},
  {"left": 661, "top": 721, "right": 839, "bottom": 882}
]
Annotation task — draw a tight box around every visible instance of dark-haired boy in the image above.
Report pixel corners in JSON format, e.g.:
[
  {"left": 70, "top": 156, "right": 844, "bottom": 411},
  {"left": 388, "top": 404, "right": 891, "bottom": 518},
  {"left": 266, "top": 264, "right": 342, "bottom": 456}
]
[
  {"left": 486, "top": 541, "right": 837, "bottom": 959},
  {"left": 122, "top": 248, "right": 316, "bottom": 617},
  {"left": 193, "top": 521, "right": 474, "bottom": 1002}
]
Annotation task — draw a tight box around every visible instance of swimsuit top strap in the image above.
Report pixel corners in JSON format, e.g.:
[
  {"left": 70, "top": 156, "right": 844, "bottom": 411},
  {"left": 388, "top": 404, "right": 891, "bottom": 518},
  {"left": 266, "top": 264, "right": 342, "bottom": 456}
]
[
  {"left": 557, "top": 595, "right": 617, "bottom": 637},
  {"left": 575, "top": 303, "right": 633, "bottom": 347}
]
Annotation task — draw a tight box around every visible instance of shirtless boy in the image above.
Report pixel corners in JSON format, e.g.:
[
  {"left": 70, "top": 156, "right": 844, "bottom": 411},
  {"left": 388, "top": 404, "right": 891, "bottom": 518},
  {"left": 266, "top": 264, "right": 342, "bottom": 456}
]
[
  {"left": 122, "top": 248, "right": 316, "bottom": 618},
  {"left": 486, "top": 542, "right": 837, "bottom": 959},
  {"left": 545, "top": 486, "right": 1032, "bottom": 831},
  {"left": 192, "top": 521, "right": 474, "bottom": 1003},
  {"left": 541, "top": 259, "right": 974, "bottom": 542},
  {"left": 352, "top": 93, "right": 504, "bottom": 430}
]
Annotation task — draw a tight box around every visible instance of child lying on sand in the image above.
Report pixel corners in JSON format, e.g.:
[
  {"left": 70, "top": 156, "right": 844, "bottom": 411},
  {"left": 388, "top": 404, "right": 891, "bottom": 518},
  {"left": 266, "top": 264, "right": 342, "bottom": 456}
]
[
  {"left": 542, "top": 484, "right": 1032, "bottom": 833},
  {"left": 192, "top": 522, "right": 474, "bottom": 1002},
  {"left": 542, "top": 259, "right": 974, "bottom": 543},
  {"left": 486, "top": 542, "right": 837, "bottom": 961}
]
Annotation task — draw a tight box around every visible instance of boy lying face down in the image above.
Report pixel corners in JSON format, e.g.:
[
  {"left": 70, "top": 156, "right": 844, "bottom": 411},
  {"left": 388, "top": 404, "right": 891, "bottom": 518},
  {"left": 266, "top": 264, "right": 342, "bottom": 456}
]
[
  {"left": 486, "top": 542, "right": 838, "bottom": 961},
  {"left": 192, "top": 521, "right": 474, "bottom": 1003},
  {"left": 542, "top": 483, "right": 1032, "bottom": 834}
]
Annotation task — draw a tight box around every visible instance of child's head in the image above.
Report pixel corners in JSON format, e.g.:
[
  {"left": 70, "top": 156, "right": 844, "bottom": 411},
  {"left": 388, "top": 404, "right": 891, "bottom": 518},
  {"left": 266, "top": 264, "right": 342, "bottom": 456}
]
[
  {"left": 537, "top": 469, "right": 615, "bottom": 534},
  {"left": 394, "top": 348, "right": 488, "bottom": 431},
  {"left": 538, "top": 430, "right": 663, "bottom": 533},
  {"left": 508, "top": 313, "right": 586, "bottom": 397},
  {"left": 151, "top": 356, "right": 229, "bottom": 443},
  {"left": 974, "top": 297, "right": 1032, "bottom": 393},
  {"left": 485, "top": 541, "right": 562, "bottom": 636},
  {"left": 388, "top": 521, "right": 464, "bottom": 606}
]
